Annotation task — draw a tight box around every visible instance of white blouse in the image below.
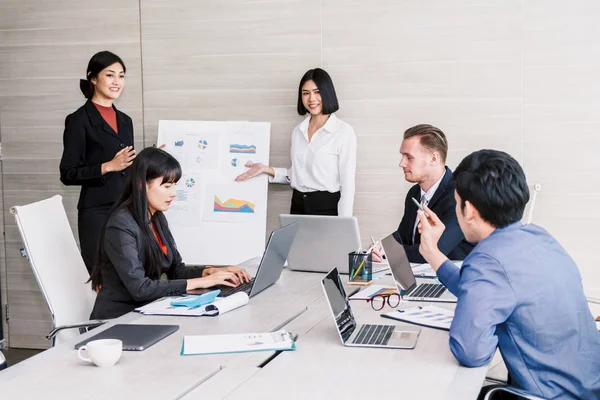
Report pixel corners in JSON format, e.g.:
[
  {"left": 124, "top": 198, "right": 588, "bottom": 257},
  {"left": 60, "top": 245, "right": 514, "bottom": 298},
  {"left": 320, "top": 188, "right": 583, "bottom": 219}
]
[{"left": 270, "top": 113, "right": 357, "bottom": 216}]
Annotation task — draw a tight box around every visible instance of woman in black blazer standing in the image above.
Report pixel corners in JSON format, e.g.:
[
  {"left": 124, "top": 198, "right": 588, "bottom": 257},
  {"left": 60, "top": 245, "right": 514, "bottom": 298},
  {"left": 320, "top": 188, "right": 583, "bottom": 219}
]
[{"left": 60, "top": 51, "right": 136, "bottom": 273}]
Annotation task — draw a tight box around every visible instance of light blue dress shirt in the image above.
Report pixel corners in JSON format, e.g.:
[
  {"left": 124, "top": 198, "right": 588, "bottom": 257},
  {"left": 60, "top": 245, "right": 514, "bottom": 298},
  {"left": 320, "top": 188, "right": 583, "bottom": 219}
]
[{"left": 437, "top": 222, "right": 600, "bottom": 399}]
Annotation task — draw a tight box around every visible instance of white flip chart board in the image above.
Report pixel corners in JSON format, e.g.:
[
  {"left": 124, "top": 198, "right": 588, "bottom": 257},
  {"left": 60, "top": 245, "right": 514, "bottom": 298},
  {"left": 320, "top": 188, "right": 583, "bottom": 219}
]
[{"left": 157, "top": 120, "right": 270, "bottom": 265}]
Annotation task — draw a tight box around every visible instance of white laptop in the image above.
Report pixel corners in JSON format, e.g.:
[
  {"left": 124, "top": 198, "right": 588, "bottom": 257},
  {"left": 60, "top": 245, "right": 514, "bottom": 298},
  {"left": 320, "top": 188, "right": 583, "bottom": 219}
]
[
  {"left": 321, "top": 267, "right": 420, "bottom": 349},
  {"left": 381, "top": 235, "right": 457, "bottom": 303},
  {"left": 279, "top": 214, "right": 361, "bottom": 274}
]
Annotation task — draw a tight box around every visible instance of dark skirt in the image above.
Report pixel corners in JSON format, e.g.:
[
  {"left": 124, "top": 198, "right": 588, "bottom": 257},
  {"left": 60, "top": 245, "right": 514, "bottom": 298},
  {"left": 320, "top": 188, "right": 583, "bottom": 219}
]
[{"left": 78, "top": 204, "right": 113, "bottom": 274}]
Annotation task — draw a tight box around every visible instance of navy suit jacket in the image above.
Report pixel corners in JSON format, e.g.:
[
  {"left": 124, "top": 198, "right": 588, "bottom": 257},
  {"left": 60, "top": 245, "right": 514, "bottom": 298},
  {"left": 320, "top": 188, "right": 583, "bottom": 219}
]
[{"left": 393, "top": 167, "right": 474, "bottom": 263}]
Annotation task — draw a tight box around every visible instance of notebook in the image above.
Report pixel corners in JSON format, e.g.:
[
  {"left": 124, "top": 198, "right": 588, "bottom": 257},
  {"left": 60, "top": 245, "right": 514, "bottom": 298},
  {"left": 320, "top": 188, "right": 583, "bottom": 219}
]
[
  {"left": 181, "top": 329, "right": 295, "bottom": 356},
  {"left": 135, "top": 292, "right": 249, "bottom": 317},
  {"left": 382, "top": 305, "right": 454, "bottom": 331}
]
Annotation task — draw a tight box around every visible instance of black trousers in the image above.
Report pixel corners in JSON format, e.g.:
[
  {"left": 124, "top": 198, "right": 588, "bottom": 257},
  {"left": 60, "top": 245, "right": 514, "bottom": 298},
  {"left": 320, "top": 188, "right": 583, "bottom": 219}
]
[
  {"left": 78, "top": 204, "right": 113, "bottom": 274},
  {"left": 290, "top": 189, "right": 341, "bottom": 216}
]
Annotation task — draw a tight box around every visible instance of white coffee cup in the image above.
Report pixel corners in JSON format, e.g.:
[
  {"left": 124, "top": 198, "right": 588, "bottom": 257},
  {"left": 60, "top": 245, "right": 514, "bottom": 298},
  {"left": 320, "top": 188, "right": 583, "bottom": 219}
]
[{"left": 78, "top": 339, "right": 122, "bottom": 367}]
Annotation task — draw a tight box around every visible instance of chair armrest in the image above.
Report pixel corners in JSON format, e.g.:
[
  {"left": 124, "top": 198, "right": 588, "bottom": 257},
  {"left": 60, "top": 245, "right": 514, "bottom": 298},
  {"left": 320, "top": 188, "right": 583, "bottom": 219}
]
[
  {"left": 484, "top": 385, "right": 547, "bottom": 400},
  {"left": 46, "top": 320, "right": 106, "bottom": 340}
]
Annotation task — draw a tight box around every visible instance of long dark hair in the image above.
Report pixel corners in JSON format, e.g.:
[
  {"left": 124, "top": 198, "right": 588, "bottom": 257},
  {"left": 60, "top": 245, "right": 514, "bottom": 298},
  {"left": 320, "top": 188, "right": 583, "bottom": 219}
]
[
  {"left": 89, "top": 147, "right": 182, "bottom": 290},
  {"left": 79, "top": 51, "right": 126, "bottom": 99}
]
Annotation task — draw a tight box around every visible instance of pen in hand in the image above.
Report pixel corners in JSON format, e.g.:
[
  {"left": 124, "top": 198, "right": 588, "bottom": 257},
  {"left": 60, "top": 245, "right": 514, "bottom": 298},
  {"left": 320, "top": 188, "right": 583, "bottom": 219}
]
[
  {"left": 370, "top": 235, "right": 386, "bottom": 260},
  {"left": 411, "top": 197, "right": 429, "bottom": 218}
]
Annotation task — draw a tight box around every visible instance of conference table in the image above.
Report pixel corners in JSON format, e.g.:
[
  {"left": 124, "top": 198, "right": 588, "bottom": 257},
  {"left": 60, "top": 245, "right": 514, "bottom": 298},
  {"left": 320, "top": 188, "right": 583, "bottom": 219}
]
[{"left": 0, "top": 266, "right": 489, "bottom": 399}]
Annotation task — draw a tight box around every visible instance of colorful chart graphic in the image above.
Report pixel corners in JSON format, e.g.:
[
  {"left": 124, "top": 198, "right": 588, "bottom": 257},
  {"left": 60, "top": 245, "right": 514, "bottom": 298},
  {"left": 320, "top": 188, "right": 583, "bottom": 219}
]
[
  {"left": 185, "top": 178, "right": 196, "bottom": 188},
  {"left": 214, "top": 196, "right": 255, "bottom": 214},
  {"left": 408, "top": 309, "right": 453, "bottom": 322},
  {"left": 174, "top": 140, "right": 184, "bottom": 147},
  {"left": 229, "top": 144, "right": 256, "bottom": 154},
  {"left": 198, "top": 140, "right": 208, "bottom": 150},
  {"left": 231, "top": 158, "right": 238, "bottom": 167}
]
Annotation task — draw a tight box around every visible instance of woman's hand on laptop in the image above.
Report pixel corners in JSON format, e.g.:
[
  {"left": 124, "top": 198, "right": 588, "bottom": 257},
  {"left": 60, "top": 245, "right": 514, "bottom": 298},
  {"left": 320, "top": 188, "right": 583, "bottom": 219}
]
[
  {"left": 417, "top": 205, "right": 448, "bottom": 271},
  {"left": 187, "top": 270, "right": 243, "bottom": 291},
  {"left": 203, "top": 266, "right": 251, "bottom": 283}
]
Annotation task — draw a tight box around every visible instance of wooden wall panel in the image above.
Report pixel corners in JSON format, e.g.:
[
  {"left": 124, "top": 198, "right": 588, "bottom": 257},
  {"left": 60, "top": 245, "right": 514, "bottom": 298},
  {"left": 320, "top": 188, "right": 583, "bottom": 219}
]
[{"left": 0, "top": 0, "right": 143, "bottom": 348}]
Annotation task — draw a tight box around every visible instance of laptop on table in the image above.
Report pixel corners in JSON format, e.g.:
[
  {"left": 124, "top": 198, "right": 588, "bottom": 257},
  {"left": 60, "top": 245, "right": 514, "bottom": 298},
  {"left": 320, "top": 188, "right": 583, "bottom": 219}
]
[
  {"left": 74, "top": 324, "right": 179, "bottom": 351},
  {"left": 214, "top": 221, "right": 298, "bottom": 298},
  {"left": 279, "top": 214, "right": 361, "bottom": 274},
  {"left": 321, "top": 267, "right": 420, "bottom": 349},
  {"left": 381, "top": 235, "right": 457, "bottom": 303}
]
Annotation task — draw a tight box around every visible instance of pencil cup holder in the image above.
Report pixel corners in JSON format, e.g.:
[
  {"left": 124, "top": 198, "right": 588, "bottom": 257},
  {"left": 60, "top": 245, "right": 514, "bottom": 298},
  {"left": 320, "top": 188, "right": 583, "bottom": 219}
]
[{"left": 348, "top": 252, "right": 372, "bottom": 283}]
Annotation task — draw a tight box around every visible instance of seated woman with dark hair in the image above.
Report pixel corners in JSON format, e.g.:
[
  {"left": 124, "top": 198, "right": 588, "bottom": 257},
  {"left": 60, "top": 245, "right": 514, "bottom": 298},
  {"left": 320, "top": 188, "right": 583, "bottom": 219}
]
[{"left": 90, "top": 147, "right": 250, "bottom": 319}]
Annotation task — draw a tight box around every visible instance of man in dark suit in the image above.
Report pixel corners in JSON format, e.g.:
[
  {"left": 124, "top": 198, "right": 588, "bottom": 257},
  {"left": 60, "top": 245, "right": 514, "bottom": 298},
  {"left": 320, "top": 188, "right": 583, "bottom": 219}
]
[{"left": 373, "top": 124, "right": 474, "bottom": 263}]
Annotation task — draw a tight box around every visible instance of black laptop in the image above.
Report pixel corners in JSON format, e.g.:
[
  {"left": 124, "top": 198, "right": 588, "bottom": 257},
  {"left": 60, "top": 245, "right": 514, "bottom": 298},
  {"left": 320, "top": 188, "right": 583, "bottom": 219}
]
[{"left": 74, "top": 324, "right": 179, "bottom": 351}]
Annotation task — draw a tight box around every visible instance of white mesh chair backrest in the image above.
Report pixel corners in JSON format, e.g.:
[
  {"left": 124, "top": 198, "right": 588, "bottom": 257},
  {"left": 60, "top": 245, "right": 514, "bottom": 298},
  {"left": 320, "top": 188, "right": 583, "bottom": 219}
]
[
  {"left": 523, "top": 184, "right": 542, "bottom": 224},
  {"left": 11, "top": 195, "right": 96, "bottom": 345}
]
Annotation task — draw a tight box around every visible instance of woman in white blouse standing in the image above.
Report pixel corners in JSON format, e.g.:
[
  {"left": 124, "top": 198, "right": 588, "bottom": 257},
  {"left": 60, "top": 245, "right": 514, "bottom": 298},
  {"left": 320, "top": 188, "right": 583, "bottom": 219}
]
[{"left": 235, "top": 68, "right": 357, "bottom": 216}]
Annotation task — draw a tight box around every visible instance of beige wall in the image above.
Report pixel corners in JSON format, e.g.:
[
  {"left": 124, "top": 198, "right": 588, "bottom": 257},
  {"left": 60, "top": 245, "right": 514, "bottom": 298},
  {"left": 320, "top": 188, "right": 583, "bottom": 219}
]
[
  {"left": 0, "top": 0, "right": 144, "bottom": 348},
  {"left": 0, "top": 0, "right": 598, "bottom": 347}
]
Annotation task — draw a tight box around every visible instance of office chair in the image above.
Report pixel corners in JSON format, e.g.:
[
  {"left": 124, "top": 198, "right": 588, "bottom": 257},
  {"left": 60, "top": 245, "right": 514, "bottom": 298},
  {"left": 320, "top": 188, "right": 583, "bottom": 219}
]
[
  {"left": 0, "top": 350, "right": 6, "bottom": 370},
  {"left": 10, "top": 195, "right": 105, "bottom": 346},
  {"left": 523, "top": 184, "right": 542, "bottom": 224}
]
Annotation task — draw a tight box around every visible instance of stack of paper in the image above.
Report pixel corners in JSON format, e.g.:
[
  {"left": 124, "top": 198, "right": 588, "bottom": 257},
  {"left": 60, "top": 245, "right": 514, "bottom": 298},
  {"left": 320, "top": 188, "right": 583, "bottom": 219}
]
[
  {"left": 181, "top": 329, "right": 296, "bottom": 356},
  {"left": 135, "top": 292, "right": 249, "bottom": 317},
  {"left": 382, "top": 305, "right": 454, "bottom": 331}
]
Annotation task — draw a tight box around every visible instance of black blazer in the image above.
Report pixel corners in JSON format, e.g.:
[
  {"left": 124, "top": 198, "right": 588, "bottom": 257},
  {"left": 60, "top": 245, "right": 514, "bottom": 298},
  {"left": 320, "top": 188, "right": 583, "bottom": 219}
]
[
  {"left": 90, "top": 207, "right": 205, "bottom": 320},
  {"left": 59, "top": 100, "right": 134, "bottom": 210},
  {"left": 392, "top": 167, "right": 474, "bottom": 263}
]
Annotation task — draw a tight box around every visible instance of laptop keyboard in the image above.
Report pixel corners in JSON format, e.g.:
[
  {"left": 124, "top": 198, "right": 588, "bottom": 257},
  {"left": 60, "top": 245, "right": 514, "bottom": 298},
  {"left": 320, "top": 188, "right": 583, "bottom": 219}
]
[
  {"left": 216, "top": 278, "right": 255, "bottom": 297},
  {"left": 407, "top": 283, "right": 446, "bottom": 298},
  {"left": 351, "top": 324, "right": 394, "bottom": 345}
]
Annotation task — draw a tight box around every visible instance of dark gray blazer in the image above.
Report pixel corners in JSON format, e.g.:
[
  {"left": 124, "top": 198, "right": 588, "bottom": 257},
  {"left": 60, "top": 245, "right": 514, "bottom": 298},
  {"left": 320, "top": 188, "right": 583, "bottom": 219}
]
[{"left": 90, "top": 207, "right": 205, "bottom": 319}]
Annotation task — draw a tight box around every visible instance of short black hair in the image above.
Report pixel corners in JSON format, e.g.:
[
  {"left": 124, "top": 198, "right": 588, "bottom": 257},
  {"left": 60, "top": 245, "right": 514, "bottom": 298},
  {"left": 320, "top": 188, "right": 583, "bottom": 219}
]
[
  {"left": 453, "top": 150, "right": 530, "bottom": 228},
  {"left": 79, "top": 51, "right": 126, "bottom": 99},
  {"left": 297, "top": 68, "right": 339, "bottom": 115}
]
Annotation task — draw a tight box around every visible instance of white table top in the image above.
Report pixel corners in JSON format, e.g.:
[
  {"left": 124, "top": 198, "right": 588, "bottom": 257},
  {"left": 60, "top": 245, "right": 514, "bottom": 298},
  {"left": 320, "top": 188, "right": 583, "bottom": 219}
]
[
  {"left": 0, "top": 269, "right": 327, "bottom": 399},
  {"left": 0, "top": 270, "right": 489, "bottom": 400},
  {"left": 185, "top": 277, "right": 489, "bottom": 400}
]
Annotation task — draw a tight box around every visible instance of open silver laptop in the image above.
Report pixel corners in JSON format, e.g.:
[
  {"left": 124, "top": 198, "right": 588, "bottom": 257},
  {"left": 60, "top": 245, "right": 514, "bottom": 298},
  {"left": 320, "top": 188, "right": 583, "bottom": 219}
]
[
  {"left": 321, "top": 267, "right": 420, "bottom": 349},
  {"left": 279, "top": 214, "right": 361, "bottom": 273},
  {"left": 381, "top": 235, "right": 457, "bottom": 303},
  {"left": 212, "top": 221, "right": 299, "bottom": 298}
]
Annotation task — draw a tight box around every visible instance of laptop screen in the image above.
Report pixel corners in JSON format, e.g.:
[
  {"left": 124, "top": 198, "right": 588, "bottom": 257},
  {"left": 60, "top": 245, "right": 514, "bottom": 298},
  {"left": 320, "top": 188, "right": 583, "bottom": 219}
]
[
  {"left": 322, "top": 268, "right": 356, "bottom": 343},
  {"left": 250, "top": 221, "right": 298, "bottom": 296},
  {"left": 381, "top": 235, "right": 417, "bottom": 292}
]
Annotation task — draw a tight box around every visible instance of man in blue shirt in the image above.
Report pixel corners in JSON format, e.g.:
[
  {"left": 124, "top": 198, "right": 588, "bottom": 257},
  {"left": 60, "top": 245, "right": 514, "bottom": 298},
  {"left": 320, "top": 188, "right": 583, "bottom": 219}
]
[{"left": 417, "top": 149, "right": 600, "bottom": 399}]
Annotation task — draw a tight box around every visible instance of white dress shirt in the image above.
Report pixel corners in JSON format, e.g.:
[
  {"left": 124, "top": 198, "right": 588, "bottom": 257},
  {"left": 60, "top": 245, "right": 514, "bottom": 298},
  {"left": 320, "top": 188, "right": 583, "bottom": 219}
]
[
  {"left": 412, "top": 171, "right": 445, "bottom": 243},
  {"left": 270, "top": 113, "right": 357, "bottom": 216}
]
